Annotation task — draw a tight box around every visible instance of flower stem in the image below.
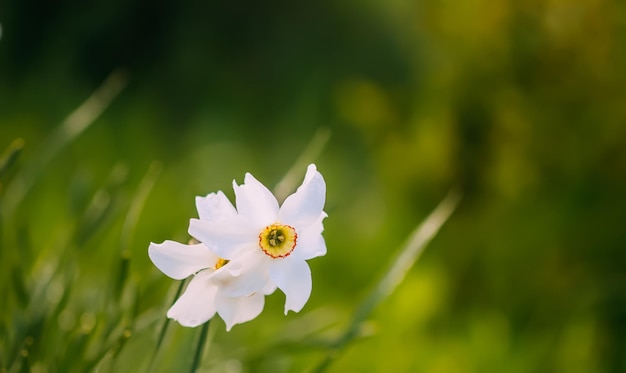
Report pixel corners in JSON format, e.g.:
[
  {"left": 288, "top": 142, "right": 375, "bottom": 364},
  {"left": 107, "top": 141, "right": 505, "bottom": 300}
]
[
  {"left": 147, "top": 278, "right": 188, "bottom": 373},
  {"left": 189, "top": 320, "right": 211, "bottom": 373}
]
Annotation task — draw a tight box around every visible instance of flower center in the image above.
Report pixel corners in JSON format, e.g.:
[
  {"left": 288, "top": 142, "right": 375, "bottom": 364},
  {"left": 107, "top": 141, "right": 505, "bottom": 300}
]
[
  {"left": 258, "top": 223, "right": 297, "bottom": 258},
  {"left": 215, "top": 258, "right": 229, "bottom": 270}
]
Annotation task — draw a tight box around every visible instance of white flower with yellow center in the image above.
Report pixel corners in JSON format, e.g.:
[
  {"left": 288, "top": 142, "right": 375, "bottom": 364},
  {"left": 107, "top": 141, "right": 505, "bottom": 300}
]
[
  {"left": 149, "top": 191, "right": 275, "bottom": 330},
  {"left": 189, "top": 164, "right": 327, "bottom": 314}
]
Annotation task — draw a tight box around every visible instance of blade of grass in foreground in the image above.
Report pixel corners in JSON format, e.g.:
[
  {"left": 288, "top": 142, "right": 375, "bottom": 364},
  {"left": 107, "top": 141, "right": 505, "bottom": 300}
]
[
  {"left": 313, "top": 189, "right": 461, "bottom": 372},
  {"left": 116, "top": 161, "right": 162, "bottom": 298},
  {"left": 0, "top": 138, "right": 24, "bottom": 178},
  {"left": 89, "top": 162, "right": 162, "bottom": 371},
  {"left": 0, "top": 70, "right": 127, "bottom": 220},
  {"left": 273, "top": 127, "right": 330, "bottom": 201}
]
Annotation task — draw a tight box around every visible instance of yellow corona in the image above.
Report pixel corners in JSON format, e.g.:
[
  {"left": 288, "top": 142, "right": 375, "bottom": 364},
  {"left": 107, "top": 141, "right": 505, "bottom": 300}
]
[{"left": 258, "top": 223, "right": 297, "bottom": 258}]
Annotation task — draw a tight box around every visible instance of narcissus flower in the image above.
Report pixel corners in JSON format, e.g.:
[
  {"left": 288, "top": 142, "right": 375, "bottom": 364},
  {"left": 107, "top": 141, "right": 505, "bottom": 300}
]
[
  {"left": 149, "top": 192, "right": 276, "bottom": 330},
  {"left": 189, "top": 164, "right": 327, "bottom": 314}
]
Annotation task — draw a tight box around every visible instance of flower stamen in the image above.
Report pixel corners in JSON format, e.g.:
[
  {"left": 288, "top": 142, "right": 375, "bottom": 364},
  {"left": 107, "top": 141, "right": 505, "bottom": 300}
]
[
  {"left": 215, "top": 258, "right": 229, "bottom": 269},
  {"left": 259, "top": 224, "right": 297, "bottom": 258}
]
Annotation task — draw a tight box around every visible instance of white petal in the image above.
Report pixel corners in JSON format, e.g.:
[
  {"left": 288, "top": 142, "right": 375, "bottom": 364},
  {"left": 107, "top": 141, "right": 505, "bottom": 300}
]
[
  {"left": 149, "top": 241, "right": 217, "bottom": 280},
  {"left": 195, "top": 191, "right": 237, "bottom": 222},
  {"left": 233, "top": 173, "right": 279, "bottom": 228},
  {"left": 262, "top": 281, "right": 278, "bottom": 295},
  {"left": 211, "top": 250, "right": 270, "bottom": 297},
  {"left": 188, "top": 216, "right": 256, "bottom": 260},
  {"left": 292, "top": 214, "right": 328, "bottom": 261},
  {"left": 279, "top": 164, "right": 326, "bottom": 228},
  {"left": 216, "top": 292, "right": 265, "bottom": 331},
  {"left": 167, "top": 271, "right": 217, "bottom": 327},
  {"left": 269, "top": 257, "right": 312, "bottom": 314}
]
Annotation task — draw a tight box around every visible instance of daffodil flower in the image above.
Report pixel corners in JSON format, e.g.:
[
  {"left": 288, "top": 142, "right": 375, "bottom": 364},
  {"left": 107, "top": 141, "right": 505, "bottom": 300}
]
[
  {"left": 189, "top": 164, "right": 327, "bottom": 314},
  {"left": 149, "top": 192, "right": 275, "bottom": 330}
]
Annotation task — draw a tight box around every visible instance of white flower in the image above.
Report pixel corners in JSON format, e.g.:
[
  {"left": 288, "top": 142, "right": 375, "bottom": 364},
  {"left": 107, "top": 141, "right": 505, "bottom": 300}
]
[
  {"left": 189, "top": 164, "right": 327, "bottom": 314},
  {"left": 149, "top": 192, "right": 276, "bottom": 330}
]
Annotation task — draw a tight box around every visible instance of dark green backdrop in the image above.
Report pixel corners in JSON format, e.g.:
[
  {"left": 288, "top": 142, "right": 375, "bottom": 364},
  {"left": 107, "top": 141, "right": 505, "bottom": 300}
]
[{"left": 1, "top": 0, "right": 625, "bottom": 371}]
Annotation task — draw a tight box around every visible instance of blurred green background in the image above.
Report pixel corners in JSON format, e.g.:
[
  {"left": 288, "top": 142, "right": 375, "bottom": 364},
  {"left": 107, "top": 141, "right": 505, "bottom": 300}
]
[{"left": 2, "top": 0, "right": 626, "bottom": 371}]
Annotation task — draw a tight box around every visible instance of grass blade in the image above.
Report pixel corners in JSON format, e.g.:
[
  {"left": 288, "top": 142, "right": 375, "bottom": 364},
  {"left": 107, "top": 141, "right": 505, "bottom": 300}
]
[
  {"left": 314, "top": 188, "right": 461, "bottom": 371},
  {"left": 116, "top": 161, "right": 161, "bottom": 297},
  {"left": 1, "top": 70, "right": 127, "bottom": 220},
  {"left": 147, "top": 278, "right": 188, "bottom": 373},
  {"left": 273, "top": 127, "right": 330, "bottom": 201},
  {"left": 0, "top": 138, "right": 24, "bottom": 178}
]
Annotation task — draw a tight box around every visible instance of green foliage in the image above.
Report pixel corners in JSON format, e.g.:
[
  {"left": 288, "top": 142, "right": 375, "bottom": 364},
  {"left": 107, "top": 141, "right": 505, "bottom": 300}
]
[{"left": 2, "top": 0, "right": 626, "bottom": 371}]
